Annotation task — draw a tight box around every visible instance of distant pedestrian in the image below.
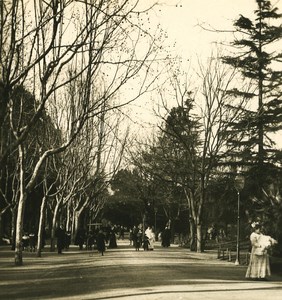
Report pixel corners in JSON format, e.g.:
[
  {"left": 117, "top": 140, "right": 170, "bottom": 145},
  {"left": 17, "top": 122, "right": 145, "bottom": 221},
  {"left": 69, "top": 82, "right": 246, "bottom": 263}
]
[
  {"left": 135, "top": 229, "right": 142, "bottom": 251},
  {"left": 161, "top": 226, "right": 171, "bottom": 247},
  {"left": 56, "top": 224, "right": 65, "bottom": 254},
  {"left": 65, "top": 231, "right": 71, "bottom": 250},
  {"left": 207, "top": 224, "right": 217, "bottom": 241},
  {"left": 96, "top": 230, "right": 106, "bottom": 256},
  {"left": 108, "top": 228, "right": 117, "bottom": 249},
  {"left": 41, "top": 228, "right": 47, "bottom": 249},
  {"left": 245, "top": 222, "right": 277, "bottom": 280},
  {"left": 145, "top": 226, "right": 155, "bottom": 250},
  {"left": 143, "top": 235, "right": 149, "bottom": 251},
  {"left": 29, "top": 228, "right": 37, "bottom": 252},
  {"left": 87, "top": 231, "right": 95, "bottom": 250},
  {"left": 131, "top": 226, "right": 138, "bottom": 248},
  {"left": 129, "top": 229, "right": 133, "bottom": 245},
  {"left": 119, "top": 226, "right": 125, "bottom": 240},
  {"left": 75, "top": 227, "right": 86, "bottom": 250},
  {"left": 22, "top": 232, "right": 30, "bottom": 251}
]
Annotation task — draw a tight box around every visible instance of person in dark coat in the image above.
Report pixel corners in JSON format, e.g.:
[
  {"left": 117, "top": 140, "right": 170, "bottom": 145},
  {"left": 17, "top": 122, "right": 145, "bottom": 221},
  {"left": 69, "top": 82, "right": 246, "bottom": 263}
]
[
  {"left": 75, "top": 227, "right": 86, "bottom": 250},
  {"left": 131, "top": 226, "right": 138, "bottom": 248},
  {"left": 29, "top": 228, "right": 37, "bottom": 252},
  {"left": 161, "top": 226, "right": 171, "bottom": 247},
  {"left": 55, "top": 224, "right": 65, "bottom": 254},
  {"left": 143, "top": 235, "right": 149, "bottom": 251},
  {"left": 65, "top": 231, "right": 71, "bottom": 250},
  {"left": 22, "top": 232, "right": 30, "bottom": 251},
  {"left": 96, "top": 230, "right": 106, "bottom": 256},
  {"left": 108, "top": 228, "right": 117, "bottom": 249},
  {"left": 135, "top": 229, "right": 142, "bottom": 251},
  {"left": 41, "top": 227, "right": 47, "bottom": 249},
  {"left": 87, "top": 231, "right": 95, "bottom": 250}
]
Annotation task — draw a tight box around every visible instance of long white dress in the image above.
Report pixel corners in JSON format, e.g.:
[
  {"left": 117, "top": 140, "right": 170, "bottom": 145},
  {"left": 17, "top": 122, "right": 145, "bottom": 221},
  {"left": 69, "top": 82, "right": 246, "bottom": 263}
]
[
  {"left": 245, "top": 232, "right": 274, "bottom": 279},
  {"left": 145, "top": 227, "right": 155, "bottom": 250}
]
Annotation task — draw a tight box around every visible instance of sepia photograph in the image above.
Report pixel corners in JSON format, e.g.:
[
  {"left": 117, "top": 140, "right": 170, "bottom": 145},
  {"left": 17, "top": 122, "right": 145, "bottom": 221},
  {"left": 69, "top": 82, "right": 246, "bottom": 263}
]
[{"left": 0, "top": 0, "right": 282, "bottom": 299}]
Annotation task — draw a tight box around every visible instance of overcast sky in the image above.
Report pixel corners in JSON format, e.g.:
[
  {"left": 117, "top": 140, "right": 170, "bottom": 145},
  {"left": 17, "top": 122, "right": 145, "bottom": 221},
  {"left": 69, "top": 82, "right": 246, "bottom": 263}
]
[
  {"left": 145, "top": 0, "right": 282, "bottom": 58},
  {"left": 127, "top": 0, "right": 282, "bottom": 138}
]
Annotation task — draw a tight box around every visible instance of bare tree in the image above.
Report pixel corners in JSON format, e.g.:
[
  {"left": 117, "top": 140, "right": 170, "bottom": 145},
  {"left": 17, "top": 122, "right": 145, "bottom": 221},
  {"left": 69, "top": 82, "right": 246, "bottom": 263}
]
[
  {"left": 0, "top": 162, "right": 19, "bottom": 248},
  {"left": 152, "top": 54, "right": 246, "bottom": 252},
  {"left": 0, "top": 0, "right": 161, "bottom": 265},
  {"left": 36, "top": 159, "right": 59, "bottom": 257}
]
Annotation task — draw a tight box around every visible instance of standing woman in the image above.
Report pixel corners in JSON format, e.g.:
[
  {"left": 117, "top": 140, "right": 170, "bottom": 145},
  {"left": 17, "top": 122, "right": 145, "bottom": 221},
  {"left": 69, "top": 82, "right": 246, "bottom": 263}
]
[
  {"left": 108, "top": 227, "right": 118, "bottom": 249},
  {"left": 96, "top": 229, "right": 106, "bottom": 256},
  {"left": 245, "top": 222, "right": 277, "bottom": 280},
  {"left": 56, "top": 224, "right": 66, "bottom": 254},
  {"left": 145, "top": 226, "right": 155, "bottom": 250}
]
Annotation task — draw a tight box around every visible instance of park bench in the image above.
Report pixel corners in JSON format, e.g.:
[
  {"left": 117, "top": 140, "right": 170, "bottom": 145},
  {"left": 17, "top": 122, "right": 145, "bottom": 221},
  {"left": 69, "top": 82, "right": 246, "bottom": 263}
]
[{"left": 217, "top": 239, "right": 250, "bottom": 264}]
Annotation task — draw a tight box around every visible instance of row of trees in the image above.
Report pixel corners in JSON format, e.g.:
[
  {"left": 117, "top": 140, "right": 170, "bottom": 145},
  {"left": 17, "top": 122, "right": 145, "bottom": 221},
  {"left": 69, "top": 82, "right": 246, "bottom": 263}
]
[
  {"left": 0, "top": 0, "right": 165, "bottom": 265},
  {"left": 1, "top": 0, "right": 282, "bottom": 266},
  {"left": 106, "top": 0, "right": 282, "bottom": 253}
]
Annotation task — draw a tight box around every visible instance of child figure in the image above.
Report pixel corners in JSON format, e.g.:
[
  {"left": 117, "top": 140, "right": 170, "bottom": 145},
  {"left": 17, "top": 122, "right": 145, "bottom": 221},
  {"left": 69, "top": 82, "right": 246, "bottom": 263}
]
[
  {"left": 135, "top": 230, "right": 142, "bottom": 251},
  {"left": 143, "top": 235, "right": 149, "bottom": 251}
]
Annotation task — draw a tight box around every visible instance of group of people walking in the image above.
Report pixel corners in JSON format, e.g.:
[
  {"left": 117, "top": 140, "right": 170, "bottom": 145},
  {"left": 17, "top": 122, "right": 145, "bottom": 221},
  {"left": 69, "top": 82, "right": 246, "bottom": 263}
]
[
  {"left": 44, "top": 218, "right": 282, "bottom": 283},
  {"left": 130, "top": 226, "right": 143, "bottom": 251},
  {"left": 129, "top": 222, "right": 280, "bottom": 281},
  {"left": 55, "top": 220, "right": 279, "bottom": 281},
  {"left": 130, "top": 225, "right": 156, "bottom": 251},
  {"left": 20, "top": 222, "right": 172, "bottom": 256},
  {"left": 129, "top": 225, "right": 171, "bottom": 251},
  {"left": 21, "top": 227, "right": 46, "bottom": 252},
  {"left": 55, "top": 224, "right": 121, "bottom": 255}
]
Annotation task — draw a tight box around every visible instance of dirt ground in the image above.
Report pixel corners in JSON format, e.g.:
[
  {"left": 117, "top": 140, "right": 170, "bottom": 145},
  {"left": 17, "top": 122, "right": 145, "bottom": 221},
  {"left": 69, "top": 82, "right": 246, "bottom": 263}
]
[{"left": 1, "top": 240, "right": 282, "bottom": 300}]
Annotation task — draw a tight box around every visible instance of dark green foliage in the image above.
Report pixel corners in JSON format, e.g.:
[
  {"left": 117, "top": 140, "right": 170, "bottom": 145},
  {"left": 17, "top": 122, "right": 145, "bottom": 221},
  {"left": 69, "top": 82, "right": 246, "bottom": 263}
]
[
  {"left": 221, "top": 0, "right": 282, "bottom": 254},
  {"left": 222, "top": 0, "right": 282, "bottom": 172},
  {"left": 104, "top": 169, "right": 144, "bottom": 227},
  {"left": 0, "top": 84, "right": 62, "bottom": 237}
]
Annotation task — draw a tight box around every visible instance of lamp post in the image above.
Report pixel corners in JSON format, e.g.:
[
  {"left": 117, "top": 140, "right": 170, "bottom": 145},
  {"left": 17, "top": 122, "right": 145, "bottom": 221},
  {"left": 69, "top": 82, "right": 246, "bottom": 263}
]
[
  {"left": 234, "top": 174, "right": 245, "bottom": 266},
  {"left": 154, "top": 207, "right": 158, "bottom": 240}
]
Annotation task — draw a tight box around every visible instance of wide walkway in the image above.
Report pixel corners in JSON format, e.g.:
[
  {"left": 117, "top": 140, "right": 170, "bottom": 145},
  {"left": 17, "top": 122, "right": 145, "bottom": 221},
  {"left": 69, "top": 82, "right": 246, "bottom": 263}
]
[{"left": 0, "top": 240, "right": 282, "bottom": 300}]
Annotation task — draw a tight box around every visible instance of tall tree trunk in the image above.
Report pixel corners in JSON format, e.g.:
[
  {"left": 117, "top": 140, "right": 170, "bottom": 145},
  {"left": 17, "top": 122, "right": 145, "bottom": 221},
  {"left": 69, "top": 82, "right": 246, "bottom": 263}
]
[
  {"left": 10, "top": 207, "right": 16, "bottom": 250},
  {"left": 184, "top": 188, "right": 196, "bottom": 251},
  {"left": 73, "top": 210, "right": 80, "bottom": 242},
  {"left": 71, "top": 209, "right": 76, "bottom": 244},
  {"left": 50, "top": 202, "right": 60, "bottom": 252},
  {"left": 15, "top": 145, "right": 26, "bottom": 265},
  {"left": 196, "top": 223, "right": 202, "bottom": 253},
  {"left": 66, "top": 203, "right": 71, "bottom": 231},
  {"left": 189, "top": 217, "right": 195, "bottom": 251},
  {"left": 36, "top": 195, "right": 47, "bottom": 257},
  {"left": 257, "top": 0, "right": 264, "bottom": 174},
  {"left": 195, "top": 181, "right": 205, "bottom": 253}
]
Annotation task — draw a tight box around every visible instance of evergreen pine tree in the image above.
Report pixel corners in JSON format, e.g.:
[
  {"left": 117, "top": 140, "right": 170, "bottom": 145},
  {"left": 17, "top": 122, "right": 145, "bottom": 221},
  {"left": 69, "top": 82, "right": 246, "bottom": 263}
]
[{"left": 222, "top": 0, "right": 282, "bottom": 184}]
